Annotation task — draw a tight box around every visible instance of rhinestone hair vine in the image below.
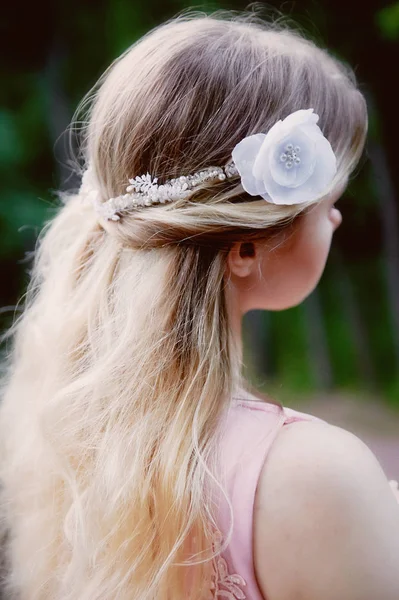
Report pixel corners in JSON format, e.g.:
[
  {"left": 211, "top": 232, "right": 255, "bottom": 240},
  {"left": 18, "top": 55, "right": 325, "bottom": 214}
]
[
  {"left": 80, "top": 163, "right": 239, "bottom": 221},
  {"left": 80, "top": 108, "right": 337, "bottom": 221}
]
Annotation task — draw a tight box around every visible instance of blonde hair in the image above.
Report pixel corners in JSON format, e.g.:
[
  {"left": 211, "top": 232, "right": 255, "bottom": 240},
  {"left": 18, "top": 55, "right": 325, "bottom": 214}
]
[{"left": 0, "top": 9, "right": 367, "bottom": 600}]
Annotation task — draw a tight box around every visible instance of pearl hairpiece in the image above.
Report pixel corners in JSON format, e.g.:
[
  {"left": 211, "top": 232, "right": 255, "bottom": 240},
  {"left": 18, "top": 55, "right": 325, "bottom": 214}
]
[
  {"left": 80, "top": 163, "right": 239, "bottom": 222},
  {"left": 80, "top": 108, "right": 337, "bottom": 221}
]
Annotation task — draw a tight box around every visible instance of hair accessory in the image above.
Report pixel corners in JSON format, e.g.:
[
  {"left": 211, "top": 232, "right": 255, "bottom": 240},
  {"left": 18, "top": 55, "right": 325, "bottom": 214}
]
[
  {"left": 80, "top": 164, "right": 238, "bottom": 221},
  {"left": 80, "top": 108, "right": 336, "bottom": 220},
  {"left": 232, "top": 108, "right": 337, "bottom": 205}
]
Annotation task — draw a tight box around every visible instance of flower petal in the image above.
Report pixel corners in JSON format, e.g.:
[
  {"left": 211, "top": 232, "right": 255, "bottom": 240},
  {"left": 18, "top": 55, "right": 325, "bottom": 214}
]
[
  {"left": 240, "top": 174, "right": 263, "bottom": 196},
  {"left": 294, "top": 137, "right": 336, "bottom": 194},
  {"left": 252, "top": 121, "right": 284, "bottom": 181},
  {"left": 280, "top": 108, "right": 318, "bottom": 132},
  {"left": 262, "top": 176, "right": 313, "bottom": 205},
  {"left": 232, "top": 133, "right": 266, "bottom": 196},
  {"left": 232, "top": 134, "right": 266, "bottom": 175}
]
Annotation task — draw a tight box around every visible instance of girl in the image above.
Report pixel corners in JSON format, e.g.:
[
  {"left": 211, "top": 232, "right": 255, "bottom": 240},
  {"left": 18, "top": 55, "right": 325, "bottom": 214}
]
[{"left": 0, "top": 9, "right": 398, "bottom": 600}]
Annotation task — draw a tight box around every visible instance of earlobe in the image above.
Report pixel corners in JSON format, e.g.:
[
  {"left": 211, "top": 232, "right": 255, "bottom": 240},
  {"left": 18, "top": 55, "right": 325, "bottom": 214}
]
[{"left": 227, "top": 242, "right": 257, "bottom": 278}]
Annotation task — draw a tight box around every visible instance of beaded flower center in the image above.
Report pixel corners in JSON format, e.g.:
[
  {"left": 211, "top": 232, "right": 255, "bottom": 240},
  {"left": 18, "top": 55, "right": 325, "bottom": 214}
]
[{"left": 279, "top": 143, "right": 301, "bottom": 170}]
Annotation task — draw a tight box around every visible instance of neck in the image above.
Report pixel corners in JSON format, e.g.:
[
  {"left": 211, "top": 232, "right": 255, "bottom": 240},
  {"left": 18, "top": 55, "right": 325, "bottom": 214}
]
[{"left": 224, "top": 277, "right": 244, "bottom": 369}]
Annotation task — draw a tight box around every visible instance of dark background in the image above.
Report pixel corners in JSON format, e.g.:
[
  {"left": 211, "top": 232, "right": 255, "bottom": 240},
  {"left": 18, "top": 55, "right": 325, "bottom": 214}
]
[{"left": 1, "top": 0, "right": 398, "bottom": 409}]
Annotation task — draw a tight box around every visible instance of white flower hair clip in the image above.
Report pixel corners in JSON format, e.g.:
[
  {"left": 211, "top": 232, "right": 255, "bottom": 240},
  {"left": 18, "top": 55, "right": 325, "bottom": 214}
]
[
  {"left": 232, "top": 108, "right": 337, "bottom": 205},
  {"left": 81, "top": 108, "right": 337, "bottom": 221}
]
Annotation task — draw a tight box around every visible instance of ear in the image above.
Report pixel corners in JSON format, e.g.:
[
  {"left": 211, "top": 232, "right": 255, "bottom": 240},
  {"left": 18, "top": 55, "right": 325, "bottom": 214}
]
[{"left": 226, "top": 241, "right": 257, "bottom": 278}]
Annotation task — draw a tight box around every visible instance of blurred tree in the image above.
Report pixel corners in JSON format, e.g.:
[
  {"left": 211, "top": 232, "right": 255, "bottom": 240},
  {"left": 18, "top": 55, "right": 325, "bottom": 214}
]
[{"left": 376, "top": 2, "right": 399, "bottom": 40}]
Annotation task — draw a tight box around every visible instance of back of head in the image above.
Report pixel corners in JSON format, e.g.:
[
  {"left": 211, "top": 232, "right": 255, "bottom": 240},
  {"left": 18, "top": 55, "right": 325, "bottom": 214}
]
[
  {"left": 82, "top": 11, "right": 366, "bottom": 248},
  {"left": 0, "top": 10, "right": 367, "bottom": 600}
]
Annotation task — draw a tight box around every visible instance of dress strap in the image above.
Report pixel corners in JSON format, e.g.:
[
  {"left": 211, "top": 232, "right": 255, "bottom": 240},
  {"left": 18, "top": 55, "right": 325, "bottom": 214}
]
[{"left": 208, "top": 400, "right": 287, "bottom": 600}]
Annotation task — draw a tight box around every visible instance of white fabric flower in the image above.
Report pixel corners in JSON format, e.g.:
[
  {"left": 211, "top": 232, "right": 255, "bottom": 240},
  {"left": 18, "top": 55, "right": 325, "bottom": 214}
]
[
  {"left": 231, "top": 108, "right": 337, "bottom": 205},
  {"left": 389, "top": 479, "right": 399, "bottom": 503}
]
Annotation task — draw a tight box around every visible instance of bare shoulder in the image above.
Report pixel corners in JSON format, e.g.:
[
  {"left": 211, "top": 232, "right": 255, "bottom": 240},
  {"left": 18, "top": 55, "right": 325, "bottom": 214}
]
[{"left": 253, "top": 419, "right": 399, "bottom": 600}]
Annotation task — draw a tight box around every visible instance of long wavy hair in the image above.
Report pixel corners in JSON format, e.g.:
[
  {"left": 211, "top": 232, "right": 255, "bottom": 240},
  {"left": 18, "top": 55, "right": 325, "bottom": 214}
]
[{"left": 0, "top": 9, "right": 367, "bottom": 600}]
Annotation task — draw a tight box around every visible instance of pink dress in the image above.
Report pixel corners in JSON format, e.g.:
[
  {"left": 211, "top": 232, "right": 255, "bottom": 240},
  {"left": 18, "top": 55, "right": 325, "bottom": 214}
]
[{"left": 207, "top": 393, "right": 328, "bottom": 600}]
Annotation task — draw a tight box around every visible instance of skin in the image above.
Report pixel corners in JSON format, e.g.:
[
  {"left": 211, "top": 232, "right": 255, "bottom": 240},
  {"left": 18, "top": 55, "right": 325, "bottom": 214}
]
[{"left": 224, "top": 182, "right": 344, "bottom": 352}]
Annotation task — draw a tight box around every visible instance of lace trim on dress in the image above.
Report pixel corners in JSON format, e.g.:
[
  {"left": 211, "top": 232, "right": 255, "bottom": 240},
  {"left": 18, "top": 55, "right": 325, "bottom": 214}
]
[{"left": 207, "top": 530, "right": 247, "bottom": 599}]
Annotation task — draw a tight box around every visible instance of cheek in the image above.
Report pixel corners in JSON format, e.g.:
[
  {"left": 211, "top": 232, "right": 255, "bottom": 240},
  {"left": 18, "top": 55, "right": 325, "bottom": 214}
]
[
  {"left": 254, "top": 221, "right": 334, "bottom": 310},
  {"left": 278, "top": 216, "right": 334, "bottom": 303},
  {"left": 249, "top": 209, "right": 337, "bottom": 312},
  {"left": 300, "top": 217, "right": 334, "bottom": 277}
]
